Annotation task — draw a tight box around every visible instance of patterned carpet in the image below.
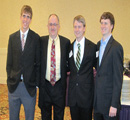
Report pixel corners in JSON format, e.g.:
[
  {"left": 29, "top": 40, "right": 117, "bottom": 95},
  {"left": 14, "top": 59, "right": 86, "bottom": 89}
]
[{"left": 0, "top": 84, "right": 71, "bottom": 120}]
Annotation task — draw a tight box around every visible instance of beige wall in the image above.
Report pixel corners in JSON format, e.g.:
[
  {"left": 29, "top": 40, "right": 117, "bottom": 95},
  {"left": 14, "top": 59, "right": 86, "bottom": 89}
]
[{"left": 0, "top": 0, "right": 130, "bottom": 83}]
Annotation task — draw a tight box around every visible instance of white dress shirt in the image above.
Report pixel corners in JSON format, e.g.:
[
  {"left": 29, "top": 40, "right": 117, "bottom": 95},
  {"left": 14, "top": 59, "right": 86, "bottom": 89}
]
[
  {"left": 46, "top": 35, "right": 61, "bottom": 82},
  {"left": 20, "top": 29, "right": 29, "bottom": 80},
  {"left": 73, "top": 37, "right": 85, "bottom": 65},
  {"left": 20, "top": 29, "right": 29, "bottom": 44}
]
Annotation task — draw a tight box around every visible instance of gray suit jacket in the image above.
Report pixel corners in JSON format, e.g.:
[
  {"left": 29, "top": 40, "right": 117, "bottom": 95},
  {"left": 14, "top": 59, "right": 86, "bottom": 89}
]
[{"left": 94, "top": 36, "right": 124, "bottom": 114}]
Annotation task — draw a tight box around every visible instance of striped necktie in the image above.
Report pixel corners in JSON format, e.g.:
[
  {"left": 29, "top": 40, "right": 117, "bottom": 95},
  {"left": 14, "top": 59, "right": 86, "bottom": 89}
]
[{"left": 76, "top": 43, "right": 81, "bottom": 71}]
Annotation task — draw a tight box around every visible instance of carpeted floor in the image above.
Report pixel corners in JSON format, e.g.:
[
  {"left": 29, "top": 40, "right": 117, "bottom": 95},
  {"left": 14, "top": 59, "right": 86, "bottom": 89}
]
[{"left": 0, "top": 84, "right": 71, "bottom": 120}]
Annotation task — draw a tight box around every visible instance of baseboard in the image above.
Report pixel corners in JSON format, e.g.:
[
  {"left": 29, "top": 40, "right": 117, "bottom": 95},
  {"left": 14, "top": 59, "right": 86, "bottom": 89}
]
[
  {"left": 0, "top": 77, "right": 7, "bottom": 84},
  {"left": 0, "top": 48, "right": 7, "bottom": 84}
]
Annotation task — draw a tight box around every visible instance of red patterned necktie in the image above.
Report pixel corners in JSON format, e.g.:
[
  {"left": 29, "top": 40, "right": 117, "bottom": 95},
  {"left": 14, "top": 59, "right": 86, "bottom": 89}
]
[
  {"left": 21, "top": 34, "right": 25, "bottom": 51},
  {"left": 50, "top": 40, "right": 56, "bottom": 86}
]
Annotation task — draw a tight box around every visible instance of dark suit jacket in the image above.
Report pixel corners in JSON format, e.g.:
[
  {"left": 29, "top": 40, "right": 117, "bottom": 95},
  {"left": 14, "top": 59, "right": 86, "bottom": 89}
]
[
  {"left": 38, "top": 35, "right": 70, "bottom": 108},
  {"left": 68, "top": 38, "right": 97, "bottom": 109},
  {"left": 6, "top": 29, "right": 40, "bottom": 97},
  {"left": 94, "top": 36, "right": 124, "bottom": 114}
]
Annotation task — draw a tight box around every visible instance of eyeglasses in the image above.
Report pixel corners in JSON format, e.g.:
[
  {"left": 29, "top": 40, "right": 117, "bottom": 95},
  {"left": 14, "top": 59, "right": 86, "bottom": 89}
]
[{"left": 48, "top": 23, "right": 59, "bottom": 27}]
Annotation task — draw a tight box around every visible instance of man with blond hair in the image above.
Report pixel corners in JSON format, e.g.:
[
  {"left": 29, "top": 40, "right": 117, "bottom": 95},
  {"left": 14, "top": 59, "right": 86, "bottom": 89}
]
[
  {"left": 6, "top": 5, "right": 40, "bottom": 120},
  {"left": 68, "top": 15, "right": 96, "bottom": 120}
]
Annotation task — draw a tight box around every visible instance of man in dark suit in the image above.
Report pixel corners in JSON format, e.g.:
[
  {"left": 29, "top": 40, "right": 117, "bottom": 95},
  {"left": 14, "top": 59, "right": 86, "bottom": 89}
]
[
  {"left": 68, "top": 15, "right": 96, "bottom": 120},
  {"left": 94, "top": 12, "right": 124, "bottom": 120},
  {"left": 6, "top": 5, "right": 40, "bottom": 120},
  {"left": 38, "top": 14, "right": 70, "bottom": 120}
]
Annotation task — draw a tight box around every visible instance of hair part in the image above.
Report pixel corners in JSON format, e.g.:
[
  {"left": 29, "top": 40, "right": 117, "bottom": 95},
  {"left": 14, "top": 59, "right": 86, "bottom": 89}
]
[
  {"left": 73, "top": 15, "right": 86, "bottom": 27},
  {"left": 100, "top": 12, "right": 115, "bottom": 32},
  {"left": 21, "top": 5, "right": 33, "bottom": 19}
]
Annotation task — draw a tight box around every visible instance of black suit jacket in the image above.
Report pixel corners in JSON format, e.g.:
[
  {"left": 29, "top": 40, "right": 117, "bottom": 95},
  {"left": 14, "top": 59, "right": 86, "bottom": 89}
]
[
  {"left": 38, "top": 35, "right": 70, "bottom": 108},
  {"left": 94, "top": 36, "right": 124, "bottom": 114},
  {"left": 68, "top": 38, "right": 97, "bottom": 109},
  {"left": 6, "top": 29, "right": 40, "bottom": 97}
]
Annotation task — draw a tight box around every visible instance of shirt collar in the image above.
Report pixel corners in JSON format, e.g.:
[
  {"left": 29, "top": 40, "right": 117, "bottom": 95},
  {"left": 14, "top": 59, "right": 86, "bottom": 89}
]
[
  {"left": 76, "top": 36, "right": 85, "bottom": 46},
  {"left": 20, "top": 28, "right": 29, "bottom": 36},
  {"left": 101, "top": 34, "right": 112, "bottom": 46},
  {"left": 49, "top": 35, "right": 59, "bottom": 42}
]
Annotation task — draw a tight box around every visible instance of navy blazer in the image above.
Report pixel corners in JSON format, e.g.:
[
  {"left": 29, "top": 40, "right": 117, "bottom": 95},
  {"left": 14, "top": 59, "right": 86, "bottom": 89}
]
[{"left": 6, "top": 29, "right": 40, "bottom": 97}]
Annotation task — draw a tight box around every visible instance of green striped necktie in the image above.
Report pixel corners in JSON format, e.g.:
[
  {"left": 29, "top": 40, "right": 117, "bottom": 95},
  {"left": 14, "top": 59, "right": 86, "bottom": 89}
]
[{"left": 76, "top": 43, "right": 81, "bottom": 71}]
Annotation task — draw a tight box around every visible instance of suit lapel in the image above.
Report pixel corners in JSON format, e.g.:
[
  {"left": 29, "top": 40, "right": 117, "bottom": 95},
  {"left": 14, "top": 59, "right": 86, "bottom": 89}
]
[
  {"left": 97, "top": 41, "right": 100, "bottom": 70},
  {"left": 79, "top": 38, "right": 90, "bottom": 71},
  {"left": 81, "top": 38, "right": 89, "bottom": 65},
  {"left": 59, "top": 36, "right": 63, "bottom": 69},
  {"left": 70, "top": 40, "right": 78, "bottom": 72},
  {"left": 23, "top": 29, "right": 32, "bottom": 52},
  {"left": 16, "top": 30, "right": 22, "bottom": 52},
  {"left": 44, "top": 37, "right": 49, "bottom": 70},
  {"left": 99, "top": 36, "right": 113, "bottom": 68}
]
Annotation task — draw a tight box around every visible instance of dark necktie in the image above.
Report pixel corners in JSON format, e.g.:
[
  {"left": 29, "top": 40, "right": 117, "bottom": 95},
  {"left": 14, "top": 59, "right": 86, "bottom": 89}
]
[{"left": 50, "top": 40, "right": 56, "bottom": 86}]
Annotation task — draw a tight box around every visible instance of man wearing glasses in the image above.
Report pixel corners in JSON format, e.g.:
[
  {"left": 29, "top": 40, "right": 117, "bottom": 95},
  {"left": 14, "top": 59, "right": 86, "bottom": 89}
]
[{"left": 39, "top": 14, "right": 70, "bottom": 120}]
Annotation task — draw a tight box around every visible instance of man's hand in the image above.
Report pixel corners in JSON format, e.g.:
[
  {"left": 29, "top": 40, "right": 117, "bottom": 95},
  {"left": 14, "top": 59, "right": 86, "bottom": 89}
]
[{"left": 109, "top": 106, "right": 117, "bottom": 117}]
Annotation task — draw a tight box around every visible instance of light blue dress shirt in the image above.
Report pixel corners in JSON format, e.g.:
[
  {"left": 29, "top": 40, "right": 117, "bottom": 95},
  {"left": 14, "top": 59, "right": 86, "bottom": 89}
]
[{"left": 99, "top": 35, "right": 112, "bottom": 65}]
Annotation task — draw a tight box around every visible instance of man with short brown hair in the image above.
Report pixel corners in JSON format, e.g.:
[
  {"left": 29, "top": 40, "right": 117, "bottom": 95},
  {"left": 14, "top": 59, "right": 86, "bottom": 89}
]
[{"left": 94, "top": 12, "right": 124, "bottom": 120}]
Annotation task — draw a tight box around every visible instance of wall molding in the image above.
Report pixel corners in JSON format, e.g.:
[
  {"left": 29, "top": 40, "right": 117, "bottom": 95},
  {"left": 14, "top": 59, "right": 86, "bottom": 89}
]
[
  {"left": 0, "top": 77, "right": 7, "bottom": 84},
  {"left": 0, "top": 48, "right": 7, "bottom": 84}
]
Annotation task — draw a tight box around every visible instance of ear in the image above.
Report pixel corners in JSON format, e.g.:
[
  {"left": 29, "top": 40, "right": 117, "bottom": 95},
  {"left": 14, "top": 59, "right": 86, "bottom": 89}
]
[
  {"left": 83, "top": 26, "right": 86, "bottom": 32},
  {"left": 111, "top": 24, "right": 113, "bottom": 30},
  {"left": 57, "top": 24, "right": 60, "bottom": 31}
]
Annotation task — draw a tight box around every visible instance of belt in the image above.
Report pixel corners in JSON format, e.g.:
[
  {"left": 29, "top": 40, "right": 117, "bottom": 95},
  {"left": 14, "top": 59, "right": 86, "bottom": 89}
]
[{"left": 45, "top": 79, "right": 61, "bottom": 84}]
